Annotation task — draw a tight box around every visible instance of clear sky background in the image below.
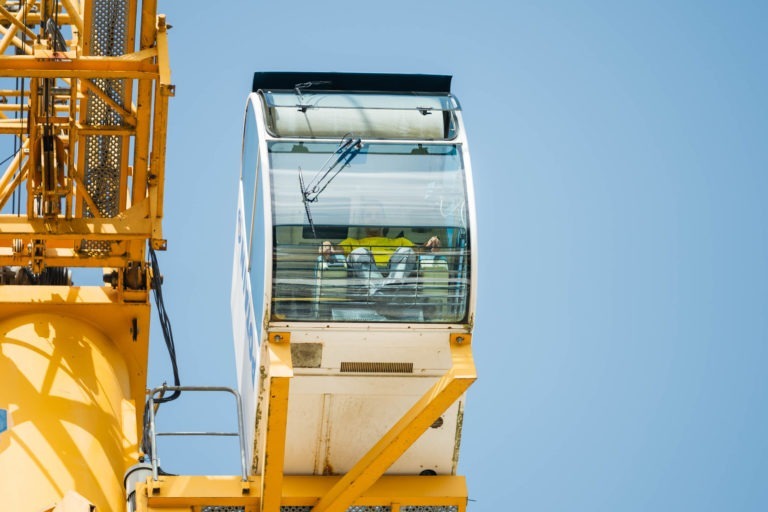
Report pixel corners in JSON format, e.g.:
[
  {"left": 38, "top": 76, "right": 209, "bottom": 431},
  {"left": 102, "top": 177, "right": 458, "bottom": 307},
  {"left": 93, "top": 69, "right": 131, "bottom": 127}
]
[{"left": 145, "top": 1, "right": 768, "bottom": 510}]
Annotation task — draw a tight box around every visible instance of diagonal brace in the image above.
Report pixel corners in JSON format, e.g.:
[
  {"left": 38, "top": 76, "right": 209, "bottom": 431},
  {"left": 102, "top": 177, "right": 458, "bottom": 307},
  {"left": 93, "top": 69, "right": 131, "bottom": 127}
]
[{"left": 312, "top": 334, "right": 476, "bottom": 512}]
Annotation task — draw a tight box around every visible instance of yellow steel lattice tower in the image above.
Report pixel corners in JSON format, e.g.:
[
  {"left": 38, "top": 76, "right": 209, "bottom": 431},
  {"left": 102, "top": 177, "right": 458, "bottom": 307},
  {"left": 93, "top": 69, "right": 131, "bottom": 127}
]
[{"left": 0, "top": 1, "right": 172, "bottom": 510}]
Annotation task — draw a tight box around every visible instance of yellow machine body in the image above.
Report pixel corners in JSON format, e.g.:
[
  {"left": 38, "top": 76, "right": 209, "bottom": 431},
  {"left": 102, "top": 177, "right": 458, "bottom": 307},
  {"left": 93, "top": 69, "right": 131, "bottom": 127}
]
[{"left": 0, "top": 287, "right": 150, "bottom": 511}]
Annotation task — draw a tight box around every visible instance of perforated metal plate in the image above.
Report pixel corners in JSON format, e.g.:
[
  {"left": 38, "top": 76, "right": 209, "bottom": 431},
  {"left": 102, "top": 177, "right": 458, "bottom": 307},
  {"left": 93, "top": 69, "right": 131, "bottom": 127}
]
[
  {"left": 82, "top": 0, "right": 128, "bottom": 253},
  {"left": 202, "top": 507, "right": 245, "bottom": 512}
]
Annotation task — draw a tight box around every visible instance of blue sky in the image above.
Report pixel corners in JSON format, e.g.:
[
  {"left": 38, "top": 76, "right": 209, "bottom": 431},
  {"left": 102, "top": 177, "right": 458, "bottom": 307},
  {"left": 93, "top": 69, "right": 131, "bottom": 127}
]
[{"left": 146, "top": 1, "right": 768, "bottom": 510}]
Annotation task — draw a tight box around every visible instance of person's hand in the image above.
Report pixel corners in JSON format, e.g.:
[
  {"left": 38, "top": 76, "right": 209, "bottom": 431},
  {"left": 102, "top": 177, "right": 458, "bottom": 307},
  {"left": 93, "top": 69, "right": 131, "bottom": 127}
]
[
  {"left": 424, "top": 236, "right": 441, "bottom": 251},
  {"left": 319, "top": 241, "right": 339, "bottom": 260}
]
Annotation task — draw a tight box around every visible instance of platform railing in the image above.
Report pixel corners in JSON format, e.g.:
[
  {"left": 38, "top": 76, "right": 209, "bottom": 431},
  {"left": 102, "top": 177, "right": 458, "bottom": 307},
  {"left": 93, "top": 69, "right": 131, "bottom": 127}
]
[{"left": 147, "top": 385, "right": 248, "bottom": 482}]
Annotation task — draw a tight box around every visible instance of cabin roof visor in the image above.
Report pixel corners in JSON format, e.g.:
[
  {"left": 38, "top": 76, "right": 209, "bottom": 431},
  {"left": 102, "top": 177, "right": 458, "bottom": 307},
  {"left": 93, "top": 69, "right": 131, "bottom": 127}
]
[
  {"left": 259, "top": 92, "right": 460, "bottom": 140},
  {"left": 252, "top": 71, "right": 452, "bottom": 94}
]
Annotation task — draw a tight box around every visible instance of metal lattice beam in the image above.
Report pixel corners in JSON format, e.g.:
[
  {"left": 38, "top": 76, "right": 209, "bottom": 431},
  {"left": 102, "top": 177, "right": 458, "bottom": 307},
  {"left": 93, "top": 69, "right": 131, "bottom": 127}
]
[{"left": 0, "top": 0, "right": 172, "bottom": 276}]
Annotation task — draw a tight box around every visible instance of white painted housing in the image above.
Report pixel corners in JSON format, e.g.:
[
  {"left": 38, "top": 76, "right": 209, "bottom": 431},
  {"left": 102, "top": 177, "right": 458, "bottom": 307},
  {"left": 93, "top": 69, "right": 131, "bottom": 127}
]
[{"left": 232, "top": 74, "right": 477, "bottom": 476}]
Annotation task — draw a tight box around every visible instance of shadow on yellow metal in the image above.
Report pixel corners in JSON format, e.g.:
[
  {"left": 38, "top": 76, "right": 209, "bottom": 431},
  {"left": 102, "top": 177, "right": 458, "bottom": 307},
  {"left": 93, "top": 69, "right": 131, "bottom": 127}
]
[
  {"left": 136, "top": 474, "right": 468, "bottom": 512},
  {"left": 0, "top": 300, "right": 148, "bottom": 512},
  {"left": 40, "top": 490, "right": 96, "bottom": 512}
]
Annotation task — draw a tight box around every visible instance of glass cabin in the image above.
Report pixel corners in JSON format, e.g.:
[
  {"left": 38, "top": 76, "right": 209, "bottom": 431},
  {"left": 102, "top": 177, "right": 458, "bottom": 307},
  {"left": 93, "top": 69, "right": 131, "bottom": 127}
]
[{"left": 237, "top": 72, "right": 476, "bottom": 326}]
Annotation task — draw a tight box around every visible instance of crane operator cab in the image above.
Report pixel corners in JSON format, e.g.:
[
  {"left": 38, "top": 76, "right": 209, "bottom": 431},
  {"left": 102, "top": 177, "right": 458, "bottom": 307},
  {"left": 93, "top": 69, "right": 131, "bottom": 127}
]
[{"left": 232, "top": 72, "right": 477, "bottom": 504}]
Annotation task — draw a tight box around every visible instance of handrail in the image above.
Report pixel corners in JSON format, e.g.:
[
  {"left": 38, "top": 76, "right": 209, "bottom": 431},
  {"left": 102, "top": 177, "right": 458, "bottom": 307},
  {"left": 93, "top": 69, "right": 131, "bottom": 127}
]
[{"left": 147, "top": 385, "right": 248, "bottom": 482}]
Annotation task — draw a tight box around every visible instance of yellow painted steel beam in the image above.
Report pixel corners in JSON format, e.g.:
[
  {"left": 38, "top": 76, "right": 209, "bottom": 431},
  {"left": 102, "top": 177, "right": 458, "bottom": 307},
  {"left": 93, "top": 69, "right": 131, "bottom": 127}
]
[
  {"left": 130, "top": 2, "right": 157, "bottom": 211},
  {"left": 58, "top": 0, "right": 85, "bottom": 34},
  {"left": 26, "top": 77, "right": 38, "bottom": 215},
  {"left": 80, "top": 78, "right": 137, "bottom": 125},
  {"left": 0, "top": 217, "right": 151, "bottom": 239},
  {"left": 0, "top": 138, "right": 28, "bottom": 207},
  {"left": 260, "top": 332, "right": 293, "bottom": 512},
  {"left": 0, "top": 34, "right": 33, "bottom": 57},
  {"left": 0, "top": 252, "right": 142, "bottom": 268},
  {"left": 68, "top": 165, "right": 104, "bottom": 218},
  {"left": 136, "top": 475, "right": 467, "bottom": 511},
  {"left": 0, "top": 54, "right": 158, "bottom": 79},
  {"left": 147, "top": 186, "right": 165, "bottom": 249},
  {"left": 74, "top": 124, "right": 136, "bottom": 136},
  {"left": 0, "top": 4, "right": 37, "bottom": 40},
  {"left": 0, "top": 164, "right": 27, "bottom": 212},
  {"left": 151, "top": 14, "right": 174, "bottom": 220},
  {"left": 5, "top": 14, "right": 78, "bottom": 25},
  {"left": 156, "top": 15, "right": 172, "bottom": 87},
  {"left": 0, "top": 198, "right": 152, "bottom": 239},
  {"left": 151, "top": 83, "right": 170, "bottom": 221},
  {"left": 0, "top": 0, "right": 33, "bottom": 54},
  {"left": 0, "top": 119, "right": 27, "bottom": 134},
  {"left": 80, "top": 0, "right": 96, "bottom": 56},
  {"left": 0, "top": 89, "right": 29, "bottom": 96},
  {"left": 312, "top": 333, "right": 476, "bottom": 512},
  {"left": 0, "top": 103, "right": 30, "bottom": 111},
  {"left": 0, "top": 27, "right": 33, "bottom": 56}
]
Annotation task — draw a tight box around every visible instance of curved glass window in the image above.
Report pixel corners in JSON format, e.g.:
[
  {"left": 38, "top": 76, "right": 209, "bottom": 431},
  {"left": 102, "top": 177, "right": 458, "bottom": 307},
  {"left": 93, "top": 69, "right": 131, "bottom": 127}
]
[
  {"left": 269, "top": 141, "right": 470, "bottom": 323},
  {"left": 242, "top": 102, "right": 258, "bottom": 260}
]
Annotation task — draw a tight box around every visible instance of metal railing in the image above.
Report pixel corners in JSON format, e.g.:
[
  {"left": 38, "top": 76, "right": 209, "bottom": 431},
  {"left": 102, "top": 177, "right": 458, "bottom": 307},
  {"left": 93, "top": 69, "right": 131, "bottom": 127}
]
[{"left": 147, "top": 386, "right": 248, "bottom": 482}]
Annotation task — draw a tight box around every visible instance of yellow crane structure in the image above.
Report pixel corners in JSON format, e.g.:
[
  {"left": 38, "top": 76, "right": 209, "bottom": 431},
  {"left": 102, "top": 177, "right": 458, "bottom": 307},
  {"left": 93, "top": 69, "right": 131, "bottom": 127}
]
[
  {"left": 0, "top": 3, "right": 477, "bottom": 512},
  {"left": 0, "top": 1, "right": 171, "bottom": 510}
]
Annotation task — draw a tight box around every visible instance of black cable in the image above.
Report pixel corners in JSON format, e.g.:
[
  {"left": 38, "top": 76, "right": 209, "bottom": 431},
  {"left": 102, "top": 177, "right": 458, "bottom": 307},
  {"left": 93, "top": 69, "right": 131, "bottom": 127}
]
[
  {"left": 148, "top": 245, "right": 181, "bottom": 403},
  {"left": 140, "top": 246, "right": 182, "bottom": 460},
  {"left": 0, "top": 149, "right": 20, "bottom": 167}
]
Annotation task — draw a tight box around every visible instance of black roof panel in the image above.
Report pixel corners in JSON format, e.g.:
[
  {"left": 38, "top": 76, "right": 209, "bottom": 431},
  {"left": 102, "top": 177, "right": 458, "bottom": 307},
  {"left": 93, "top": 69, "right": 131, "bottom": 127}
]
[{"left": 252, "top": 72, "right": 452, "bottom": 94}]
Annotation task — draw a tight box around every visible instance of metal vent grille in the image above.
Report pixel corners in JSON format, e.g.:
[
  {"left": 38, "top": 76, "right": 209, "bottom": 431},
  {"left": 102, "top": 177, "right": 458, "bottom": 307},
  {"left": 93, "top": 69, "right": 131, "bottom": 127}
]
[
  {"left": 277, "top": 506, "right": 451, "bottom": 512},
  {"left": 340, "top": 362, "right": 414, "bottom": 374},
  {"left": 201, "top": 507, "right": 245, "bottom": 512},
  {"left": 401, "top": 507, "right": 458, "bottom": 512},
  {"left": 82, "top": 0, "right": 128, "bottom": 254}
]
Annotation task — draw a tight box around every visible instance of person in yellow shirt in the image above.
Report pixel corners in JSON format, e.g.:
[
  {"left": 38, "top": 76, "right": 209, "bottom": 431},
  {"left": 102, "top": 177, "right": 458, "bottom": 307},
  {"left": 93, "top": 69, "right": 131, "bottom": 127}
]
[
  {"left": 321, "top": 225, "right": 441, "bottom": 291},
  {"left": 339, "top": 232, "right": 414, "bottom": 266}
]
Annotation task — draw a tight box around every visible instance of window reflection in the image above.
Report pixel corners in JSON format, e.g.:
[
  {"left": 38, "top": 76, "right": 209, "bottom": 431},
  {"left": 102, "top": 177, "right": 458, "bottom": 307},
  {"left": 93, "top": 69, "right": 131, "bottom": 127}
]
[{"left": 269, "top": 142, "right": 470, "bottom": 323}]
